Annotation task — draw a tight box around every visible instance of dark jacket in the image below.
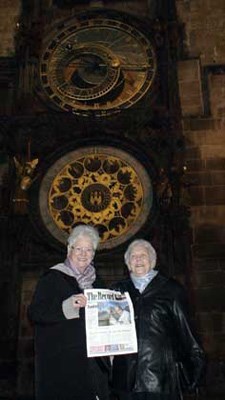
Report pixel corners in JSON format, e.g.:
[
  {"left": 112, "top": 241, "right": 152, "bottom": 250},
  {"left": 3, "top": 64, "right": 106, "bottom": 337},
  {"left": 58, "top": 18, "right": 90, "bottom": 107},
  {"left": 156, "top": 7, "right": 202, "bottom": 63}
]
[
  {"left": 112, "top": 273, "right": 205, "bottom": 399},
  {"left": 28, "top": 269, "right": 110, "bottom": 400}
]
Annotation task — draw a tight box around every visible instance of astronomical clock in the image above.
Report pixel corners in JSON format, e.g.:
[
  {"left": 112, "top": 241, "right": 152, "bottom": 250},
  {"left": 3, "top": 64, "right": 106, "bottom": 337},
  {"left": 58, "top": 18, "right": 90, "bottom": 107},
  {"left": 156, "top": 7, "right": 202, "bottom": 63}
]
[
  {"left": 28, "top": 7, "right": 161, "bottom": 251},
  {"left": 36, "top": 8, "right": 158, "bottom": 118}
]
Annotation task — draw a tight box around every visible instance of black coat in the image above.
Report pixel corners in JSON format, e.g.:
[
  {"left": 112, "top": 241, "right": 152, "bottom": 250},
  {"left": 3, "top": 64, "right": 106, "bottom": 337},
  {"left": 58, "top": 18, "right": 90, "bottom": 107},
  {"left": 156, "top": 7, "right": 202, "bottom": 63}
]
[
  {"left": 28, "top": 269, "right": 110, "bottom": 400},
  {"left": 111, "top": 273, "right": 205, "bottom": 399}
]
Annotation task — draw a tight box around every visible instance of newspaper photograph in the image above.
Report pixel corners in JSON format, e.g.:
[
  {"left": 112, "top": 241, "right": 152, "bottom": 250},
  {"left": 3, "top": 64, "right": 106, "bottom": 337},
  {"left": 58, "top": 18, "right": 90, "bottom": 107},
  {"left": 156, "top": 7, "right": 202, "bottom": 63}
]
[{"left": 84, "top": 288, "right": 138, "bottom": 357}]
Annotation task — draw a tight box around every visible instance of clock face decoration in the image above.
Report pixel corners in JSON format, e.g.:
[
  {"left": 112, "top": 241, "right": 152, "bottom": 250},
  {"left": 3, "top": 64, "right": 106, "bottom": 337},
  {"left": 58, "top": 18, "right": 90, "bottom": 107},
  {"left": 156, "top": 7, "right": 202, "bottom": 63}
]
[
  {"left": 38, "top": 9, "right": 157, "bottom": 117},
  {"left": 38, "top": 146, "right": 153, "bottom": 249}
]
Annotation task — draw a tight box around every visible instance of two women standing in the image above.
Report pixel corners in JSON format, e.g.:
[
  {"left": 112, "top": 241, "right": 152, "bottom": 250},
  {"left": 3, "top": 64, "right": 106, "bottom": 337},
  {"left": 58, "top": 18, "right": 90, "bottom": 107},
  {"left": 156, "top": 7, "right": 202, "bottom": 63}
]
[{"left": 28, "top": 225, "right": 205, "bottom": 400}]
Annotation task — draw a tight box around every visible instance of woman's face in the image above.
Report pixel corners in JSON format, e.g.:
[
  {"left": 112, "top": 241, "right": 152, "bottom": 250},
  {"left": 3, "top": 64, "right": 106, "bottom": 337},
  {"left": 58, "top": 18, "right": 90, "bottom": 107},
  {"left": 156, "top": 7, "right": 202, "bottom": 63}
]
[
  {"left": 69, "top": 235, "right": 95, "bottom": 272},
  {"left": 128, "top": 244, "right": 152, "bottom": 277}
]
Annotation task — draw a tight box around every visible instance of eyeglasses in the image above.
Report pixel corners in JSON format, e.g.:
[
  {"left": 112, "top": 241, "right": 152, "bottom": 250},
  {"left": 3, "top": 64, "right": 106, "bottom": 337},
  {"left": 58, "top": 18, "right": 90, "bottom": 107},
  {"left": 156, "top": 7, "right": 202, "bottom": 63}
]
[
  {"left": 71, "top": 246, "right": 94, "bottom": 255},
  {"left": 130, "top": 254, "right": 149, "bottom": 261}
]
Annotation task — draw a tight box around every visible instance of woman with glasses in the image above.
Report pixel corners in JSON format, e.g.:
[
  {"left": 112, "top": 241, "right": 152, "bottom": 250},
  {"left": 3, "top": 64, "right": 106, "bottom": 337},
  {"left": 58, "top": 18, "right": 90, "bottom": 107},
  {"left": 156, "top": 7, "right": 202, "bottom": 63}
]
[
  {"left": 28, "top": 225, "right": 110, "bottom": 400},
  {"left": 111, "top": 239, "right": 206, "bottom": 400}
]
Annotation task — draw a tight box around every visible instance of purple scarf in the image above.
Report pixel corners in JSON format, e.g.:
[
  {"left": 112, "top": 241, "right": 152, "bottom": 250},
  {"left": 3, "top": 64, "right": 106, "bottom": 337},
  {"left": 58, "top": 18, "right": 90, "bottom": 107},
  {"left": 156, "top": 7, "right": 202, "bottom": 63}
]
[{"left": 65, "top": 257, "right": 96, "bottom": 290}]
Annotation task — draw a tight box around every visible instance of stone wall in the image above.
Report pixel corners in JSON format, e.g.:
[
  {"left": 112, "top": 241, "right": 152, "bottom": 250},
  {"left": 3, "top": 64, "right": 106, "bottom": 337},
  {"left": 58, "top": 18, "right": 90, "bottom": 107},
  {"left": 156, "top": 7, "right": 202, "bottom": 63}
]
[
  {"left": 177, "top": 0, "right": 225, "bottom": 395},
  {"left": 0, "top": 0, "right": 20, "bottom": 57},
  {"left": 176, "top": 0, "right": 225, "bottom": 64}
]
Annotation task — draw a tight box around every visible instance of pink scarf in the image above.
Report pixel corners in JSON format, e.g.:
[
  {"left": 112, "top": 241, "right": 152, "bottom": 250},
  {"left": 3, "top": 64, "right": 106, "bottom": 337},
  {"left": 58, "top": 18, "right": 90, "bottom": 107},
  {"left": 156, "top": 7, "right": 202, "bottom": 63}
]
[{"left": 65, "top": 257, "right": 96, "bottom": 290}]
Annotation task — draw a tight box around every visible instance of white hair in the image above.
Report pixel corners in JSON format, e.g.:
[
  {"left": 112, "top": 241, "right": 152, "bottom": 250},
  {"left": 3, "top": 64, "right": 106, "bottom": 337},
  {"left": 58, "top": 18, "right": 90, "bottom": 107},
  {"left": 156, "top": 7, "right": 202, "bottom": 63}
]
[
  {"left": 124, "top": 239, "right": 157, "bottom": 270},
  {"left": 67, "top": 225, "right": 100, "bottom": 253}
]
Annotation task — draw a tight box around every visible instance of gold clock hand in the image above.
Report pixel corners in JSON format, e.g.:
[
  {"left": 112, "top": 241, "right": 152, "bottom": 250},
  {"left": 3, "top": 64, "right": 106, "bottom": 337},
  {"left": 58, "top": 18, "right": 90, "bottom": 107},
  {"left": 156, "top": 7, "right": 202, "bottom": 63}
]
[{"left": 64, "top": 61, "right": 152, "bottom": 70}]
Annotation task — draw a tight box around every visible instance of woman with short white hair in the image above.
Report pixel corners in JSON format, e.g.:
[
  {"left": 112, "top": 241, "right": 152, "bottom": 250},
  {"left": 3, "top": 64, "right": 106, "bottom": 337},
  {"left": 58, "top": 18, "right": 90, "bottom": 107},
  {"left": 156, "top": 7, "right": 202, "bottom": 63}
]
[
  {"left": 112, "top": 238, "right": 206, "bottom": 400},
  {"left": 28, "top": 224, "right": 110, "bottom": 400}
]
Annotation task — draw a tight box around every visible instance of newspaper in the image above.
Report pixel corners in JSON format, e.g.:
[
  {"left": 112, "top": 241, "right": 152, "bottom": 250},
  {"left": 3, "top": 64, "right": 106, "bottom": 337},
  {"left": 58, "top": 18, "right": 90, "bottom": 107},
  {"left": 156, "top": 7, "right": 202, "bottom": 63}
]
[{"left": 84, "top": 288, "right": 138, "bottom": 357}]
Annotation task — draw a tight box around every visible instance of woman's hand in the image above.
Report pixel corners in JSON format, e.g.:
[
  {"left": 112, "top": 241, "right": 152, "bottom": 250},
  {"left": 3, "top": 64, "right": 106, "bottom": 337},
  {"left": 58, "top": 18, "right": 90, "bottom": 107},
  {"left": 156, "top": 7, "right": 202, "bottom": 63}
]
[{"left": 72, "top": 293, "right": 87, "bottom": 308}]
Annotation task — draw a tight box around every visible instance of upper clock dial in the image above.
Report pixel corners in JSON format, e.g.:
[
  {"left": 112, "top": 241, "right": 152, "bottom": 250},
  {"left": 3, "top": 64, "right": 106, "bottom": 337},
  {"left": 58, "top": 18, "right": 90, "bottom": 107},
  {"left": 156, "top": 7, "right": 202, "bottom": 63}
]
[{"left": 38, "top": 9, "right": 157, "bottom": 117}]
